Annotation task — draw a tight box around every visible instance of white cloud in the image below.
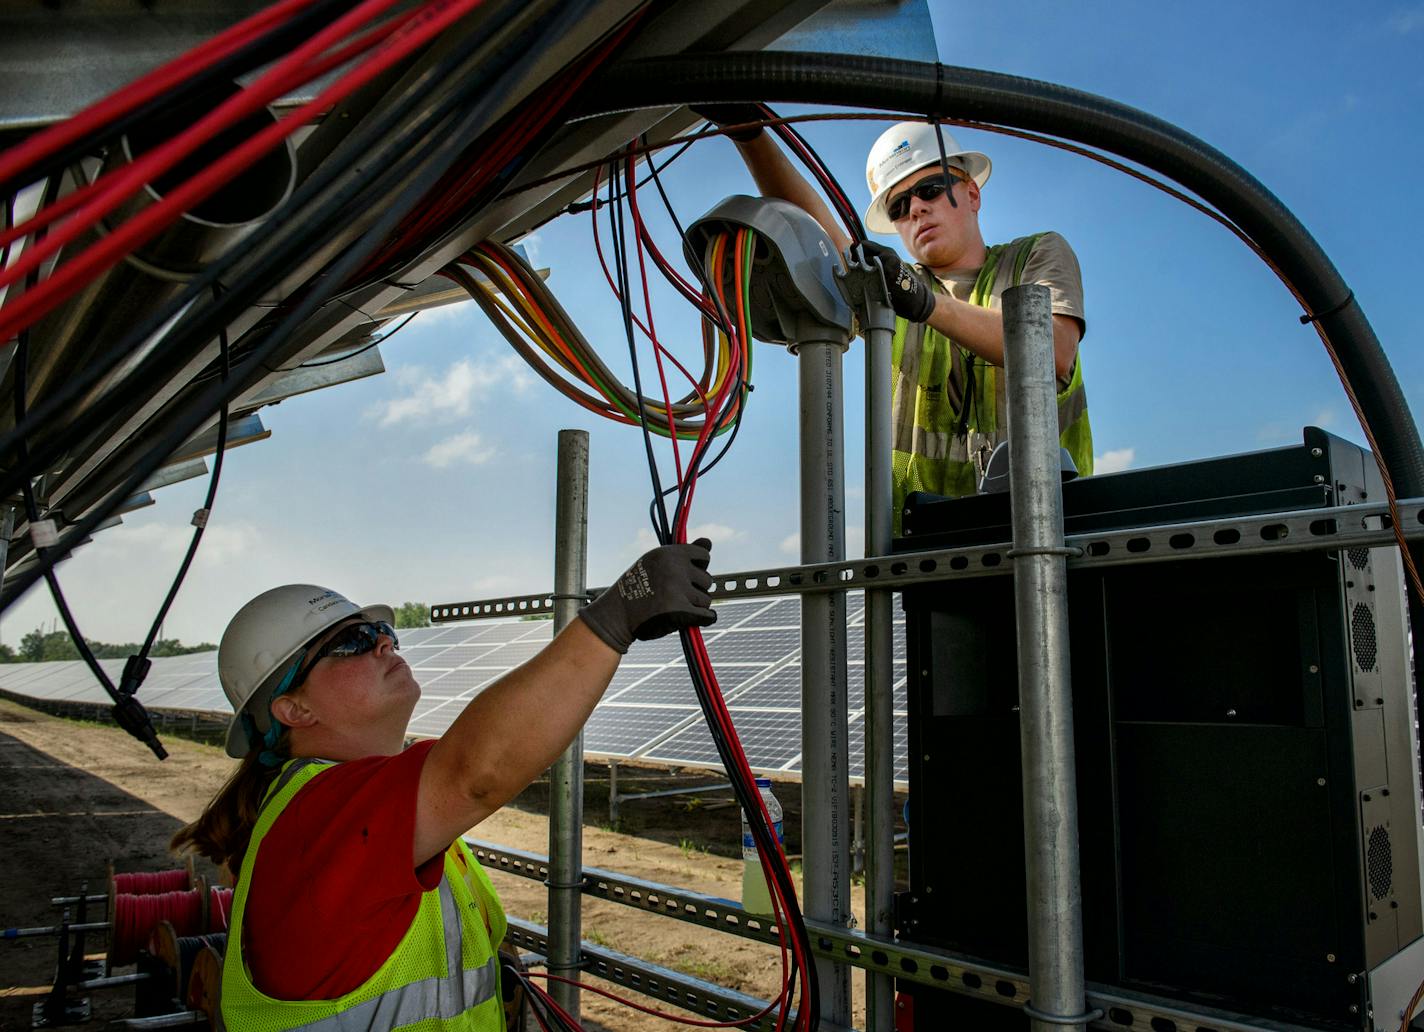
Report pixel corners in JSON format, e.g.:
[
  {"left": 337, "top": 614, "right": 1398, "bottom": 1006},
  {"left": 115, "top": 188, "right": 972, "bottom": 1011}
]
[
  {"left": 422, "top": 431, "right": 497, "bottom": 469},
  {"left": 1094, "top": 447, "right": 1136, "bottom": 474},
  {"left": 367, "top": 356, "right": 533, "bottom": 427},
  {"left": 406, "top": 299, "right": 475, "bottom": 325},
  {"left": 1388, "top": 6, "right": 1424, "bottom": 33},
  {"left": 780, "top": 532, "right": 800, "bottom": 556}
]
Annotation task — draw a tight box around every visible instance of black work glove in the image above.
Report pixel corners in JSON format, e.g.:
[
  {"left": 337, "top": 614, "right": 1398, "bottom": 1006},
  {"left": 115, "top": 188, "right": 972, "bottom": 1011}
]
[
  {"left": 690, "top": 103, "right": 765, "bottom": 143},
  {"left": 579, "top": 539, "right": 716, "bottom": 653},
  {"left": 852, "top": 240, "right": 936, "bottom": 323}
]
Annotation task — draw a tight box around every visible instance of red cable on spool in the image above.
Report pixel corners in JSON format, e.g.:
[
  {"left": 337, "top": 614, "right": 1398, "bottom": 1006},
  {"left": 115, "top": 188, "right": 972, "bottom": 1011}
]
[
  {"left": 208, "top": 888, "right": 233, "bottom": 932},
  {"left": 112, "top": 869, "right": 190, "bottom": 896},
  {"left": 110, "top": 889, "right": 203, "bottom": 967}
]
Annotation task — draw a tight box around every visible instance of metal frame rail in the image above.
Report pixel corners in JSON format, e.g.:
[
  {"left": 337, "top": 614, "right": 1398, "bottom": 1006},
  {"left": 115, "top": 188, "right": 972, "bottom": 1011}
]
[
  {"left": 474, "top": 841, "right": 1318, "bottom": 1032},
  {"left": 432, "top": 496, "right": 1424, "bottom": 620}
]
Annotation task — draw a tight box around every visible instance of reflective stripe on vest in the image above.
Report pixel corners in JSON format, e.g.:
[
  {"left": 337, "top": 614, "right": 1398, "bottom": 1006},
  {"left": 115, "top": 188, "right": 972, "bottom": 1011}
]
[
  {"left": 221, "top": 759, "right": 505, "bottom": 1032},
  {"left": 890, "top": 234, "right": 1093, "bottom": 530},
  {"left": 284, "top": 882, "right": 498, "bottom": 1032}
]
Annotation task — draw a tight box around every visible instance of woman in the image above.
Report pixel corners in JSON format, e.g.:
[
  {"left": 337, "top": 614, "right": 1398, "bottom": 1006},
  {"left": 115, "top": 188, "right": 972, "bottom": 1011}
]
[{"left": 172, "top": 541, "right": 714, "bottom": 1031}]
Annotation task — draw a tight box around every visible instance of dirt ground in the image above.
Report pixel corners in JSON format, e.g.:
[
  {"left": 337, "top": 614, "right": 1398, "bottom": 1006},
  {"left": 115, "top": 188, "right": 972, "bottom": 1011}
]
[{"left": 0, "top": 699, "right": 895, "bottom": 1031}]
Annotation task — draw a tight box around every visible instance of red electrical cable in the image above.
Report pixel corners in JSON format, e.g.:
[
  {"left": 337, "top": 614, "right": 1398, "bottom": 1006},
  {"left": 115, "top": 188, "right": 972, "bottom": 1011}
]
[
  {"left": 0, "top": 0, "right": 323, "bottom": 192},
  {"left": 112, "top": 869, "right": 191, "bottom": 895},
  {"left": 110, "top": 889, "right": 204, "bottom": 966},
  {"left": 209, "top": 887, "right": 234, "bottom": 932},
  {"left": 0, "top": 0, "right": 486, "bottom": 342}
]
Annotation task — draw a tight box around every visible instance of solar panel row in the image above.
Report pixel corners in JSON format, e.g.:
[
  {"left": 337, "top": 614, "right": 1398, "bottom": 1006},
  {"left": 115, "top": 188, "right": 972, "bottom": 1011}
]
[{"left": 0, "top": 593, "right": 908, "bottom": 785}]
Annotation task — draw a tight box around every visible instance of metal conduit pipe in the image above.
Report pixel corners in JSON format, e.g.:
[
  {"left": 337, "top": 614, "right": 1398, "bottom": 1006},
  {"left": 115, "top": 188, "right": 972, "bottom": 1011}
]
[{"left": 578, "top": 46, "right": 1424, "bottom": 789}]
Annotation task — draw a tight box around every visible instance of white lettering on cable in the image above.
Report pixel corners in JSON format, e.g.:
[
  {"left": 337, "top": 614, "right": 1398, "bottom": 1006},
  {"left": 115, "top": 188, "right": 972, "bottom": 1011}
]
[{"left": 30, "top": 519, "right": 59, "bottom": 548}]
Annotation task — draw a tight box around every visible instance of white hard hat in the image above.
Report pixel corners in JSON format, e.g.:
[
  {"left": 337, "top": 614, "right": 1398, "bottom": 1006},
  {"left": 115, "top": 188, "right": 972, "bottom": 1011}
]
[
  {"left": 218, "top": 584, "right": 395, "bottom": 758},
  {"left": 864, "top": 121, "right": 991, "bottom": 234}
]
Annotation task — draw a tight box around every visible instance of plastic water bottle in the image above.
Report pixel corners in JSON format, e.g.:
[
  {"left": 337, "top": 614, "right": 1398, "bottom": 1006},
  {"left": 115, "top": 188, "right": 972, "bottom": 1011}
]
[{"left": 741, "top": 777, "right": 784, "bottom": 914}]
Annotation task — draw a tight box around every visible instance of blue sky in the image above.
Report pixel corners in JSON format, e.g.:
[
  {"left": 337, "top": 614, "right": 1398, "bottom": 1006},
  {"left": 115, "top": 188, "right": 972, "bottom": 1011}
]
[{"left": 4, "top": 0, "right": 1422, "bottom": 646}]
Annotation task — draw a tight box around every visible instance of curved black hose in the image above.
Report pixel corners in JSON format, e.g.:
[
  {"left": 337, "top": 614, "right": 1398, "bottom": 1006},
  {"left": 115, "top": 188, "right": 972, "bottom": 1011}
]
[{"left": 578, "top": 51, "right": 1423, "bottom": 498}]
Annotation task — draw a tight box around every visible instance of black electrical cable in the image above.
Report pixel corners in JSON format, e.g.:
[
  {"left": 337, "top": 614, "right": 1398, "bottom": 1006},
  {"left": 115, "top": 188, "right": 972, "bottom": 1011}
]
[
  {"left": 120, "top": 286, "right": 234, "bottom": 707},
  {"left": 0, "top": 0, "right": 538, "bottom": 497},
  {"left": 0, "top": 0, "right": 601, "bottom": 618},
  {"left": 606, "top": 156, "right": 672, "bottom": 543}
]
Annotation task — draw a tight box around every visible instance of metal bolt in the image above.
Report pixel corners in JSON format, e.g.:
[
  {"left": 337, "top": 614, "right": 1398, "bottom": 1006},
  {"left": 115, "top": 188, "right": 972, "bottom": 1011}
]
[
  {"left": 1317, "top": 778, "right": 1327, "bottom": 787},
  {"left": 1311, "top": 447, "right": 1323, "bottom": 458},
  {"left": 1347, "top": 973, "right": 1358, "bottom": 984},
  {"left": 1226, "top": 708, "right": 1238, "bottom": 717},
  {"left": 1314, "top": 474, "right": 1325, "bottom": 484},
  {"left": 1326, "top": 953, "right": 1336, "bottom": 962},
  {"left": 1382, "top": 788, "right": 1390, "bottom": 796},
  {"left": 1349, "top": 1005, "right": 1359, "bottom": 1015},
  {"left": 925, "top": 886, "right": 934, "bottom": 894},
  {"left": 1309, "top": 664, "right": 1319, "bottom": 674},
  {"left": 1364, "top": 793, "right": 1372, "bottom": 802},
  {"left": 923, "top": 754, "right": 931, "bottom": 762}
]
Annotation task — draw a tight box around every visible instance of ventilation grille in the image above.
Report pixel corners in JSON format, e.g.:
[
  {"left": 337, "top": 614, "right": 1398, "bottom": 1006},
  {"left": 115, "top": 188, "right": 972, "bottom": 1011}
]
[
  {"left": 1347, "top": 546, "right": 1371, "bottom": 571},
  {"left": 1366, "top": 824, "right": 1393, "bottom": 900},
  {"left": 1351, "top": 603, "right": 1377, "bottom": 672}
]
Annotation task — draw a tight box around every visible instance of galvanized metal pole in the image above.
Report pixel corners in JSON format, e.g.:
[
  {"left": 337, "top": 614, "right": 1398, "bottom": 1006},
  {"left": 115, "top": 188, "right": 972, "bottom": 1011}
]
[
  {"left": 1001, "top": 285, "right": 1092, "bottom": 1032},
  {"left": 862, "top": 301, "right": 897, "bottom": 1032},
  {"left": 796, "top": 337, "right": 852, "bottom": 1024},
  {"left": 548, "top": 429, "right": 589, "bottom": 1021}
]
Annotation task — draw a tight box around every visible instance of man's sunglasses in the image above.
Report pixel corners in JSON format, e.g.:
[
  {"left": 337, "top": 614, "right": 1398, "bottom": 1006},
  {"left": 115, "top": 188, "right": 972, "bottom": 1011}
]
[
  {"left": 885, "top": 169, "right": 969, "bottom": 223},
  {"left": 294, "top": 620, "right": 398, "bottom": 686}
]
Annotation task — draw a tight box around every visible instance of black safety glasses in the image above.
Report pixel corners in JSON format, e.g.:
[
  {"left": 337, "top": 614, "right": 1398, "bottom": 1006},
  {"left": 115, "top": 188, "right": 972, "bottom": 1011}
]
[
  {"left": 295, "top": 620, "right": 398, "bottom": 685},
  {"left": 885, "top": 170, "right": 968, "bottom": 222}
]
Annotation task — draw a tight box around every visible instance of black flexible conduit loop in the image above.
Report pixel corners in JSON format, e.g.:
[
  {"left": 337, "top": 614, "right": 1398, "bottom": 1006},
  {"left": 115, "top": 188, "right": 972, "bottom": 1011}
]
[
  {"left": 580, "top": 50, "right": 1424, "bottom": 788},
  {"left": 578, "top": 51, "right": 1423, "bottom": 495}
]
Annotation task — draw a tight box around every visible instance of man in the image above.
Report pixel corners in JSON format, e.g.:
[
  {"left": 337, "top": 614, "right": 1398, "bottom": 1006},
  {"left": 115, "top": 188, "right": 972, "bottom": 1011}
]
[{"left": 711, "top": 112, "right": 1093, "bottom": 530}]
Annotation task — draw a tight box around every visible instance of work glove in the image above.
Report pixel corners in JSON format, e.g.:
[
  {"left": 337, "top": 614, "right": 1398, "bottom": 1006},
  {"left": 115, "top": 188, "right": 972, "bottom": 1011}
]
[
  {"left": 690, "top": 103, "right": 766, "bottom": 143},
  {"left": 852, "top": 240, "right": 936, "bottom": 323},
  {"left": 579, "top": 539, "right": 716, "bottom": 654}
]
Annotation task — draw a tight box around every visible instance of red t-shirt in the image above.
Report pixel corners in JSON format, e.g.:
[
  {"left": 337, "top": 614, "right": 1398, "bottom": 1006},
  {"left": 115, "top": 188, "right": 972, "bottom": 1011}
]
[{"left": 242, "top": 740, "right": 445, "bottom": 1000}]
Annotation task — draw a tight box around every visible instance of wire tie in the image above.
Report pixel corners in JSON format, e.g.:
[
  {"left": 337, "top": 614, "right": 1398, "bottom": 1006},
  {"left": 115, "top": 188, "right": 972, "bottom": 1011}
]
[
  {"left": 30, "top": 519, "right": 58, "bottom": 548},
  {"left": 547, "top": 592, "right": 593, "bottom": 603},
  {"left": 1300, "top": 290, "right": 1354, "bottom": 325},
  {"left": 1005, "top": 545, "right": 1082, "bottom": 559},
  {"left": 1022, "top": 1001, "right": 1105, "bottom": 1025},
  {"left": 191, "top": 509, "right": 210, "bottom": 529}
]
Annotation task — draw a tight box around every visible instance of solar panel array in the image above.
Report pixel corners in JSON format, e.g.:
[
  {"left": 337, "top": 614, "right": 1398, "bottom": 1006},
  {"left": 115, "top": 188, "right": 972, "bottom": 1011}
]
[{"left": 0, "top": 594, "right": 908, "bottom": 784}]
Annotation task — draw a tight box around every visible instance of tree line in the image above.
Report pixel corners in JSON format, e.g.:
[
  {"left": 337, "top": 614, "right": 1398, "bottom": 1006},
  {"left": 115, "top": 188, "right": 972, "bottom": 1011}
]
[{"left": 0, "top": 602, "right": 433, "bottom": 663}]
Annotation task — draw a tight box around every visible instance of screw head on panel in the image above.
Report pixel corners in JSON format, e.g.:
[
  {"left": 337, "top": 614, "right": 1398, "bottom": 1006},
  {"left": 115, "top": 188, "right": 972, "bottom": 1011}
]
[{"left": 1311, "top": 447, "right": 1323, "bottom": 458}]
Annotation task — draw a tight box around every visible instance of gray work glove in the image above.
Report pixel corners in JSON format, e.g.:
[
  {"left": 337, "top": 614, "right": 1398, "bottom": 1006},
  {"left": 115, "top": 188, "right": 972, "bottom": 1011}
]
[
  {"left": 852, "top": 240, "right": 936, "bottom": 323},
  {"left": 690, "top": 104, "right": 766, "bottom": 143},
  {"left": 579, "top": 539, "right": 716, "bottom": 654}
]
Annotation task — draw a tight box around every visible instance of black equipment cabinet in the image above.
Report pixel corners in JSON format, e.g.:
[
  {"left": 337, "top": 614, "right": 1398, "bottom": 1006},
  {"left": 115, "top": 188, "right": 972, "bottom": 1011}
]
[{"left": 894, "top": 428, "right": 1423, "bottom": 1030}]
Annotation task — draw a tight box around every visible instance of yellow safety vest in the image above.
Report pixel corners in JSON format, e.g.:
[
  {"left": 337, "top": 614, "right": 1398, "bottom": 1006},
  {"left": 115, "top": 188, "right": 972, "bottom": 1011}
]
[
  {"left": 222, "top": 759, "right": 507, "bottom": 1032},
  {"left": 890, "top": 234, "right": 1093, "bottom": 533}
]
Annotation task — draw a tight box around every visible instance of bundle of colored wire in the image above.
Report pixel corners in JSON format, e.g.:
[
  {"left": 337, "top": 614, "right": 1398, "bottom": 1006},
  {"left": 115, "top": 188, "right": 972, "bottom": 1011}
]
[
  {"left": 447, "top": 240, "right": 749, "bottom": 440},
  {"left": 0, "top": 0, "right": 497, "bottom": 344},
  {"left": 589, "top": 147, "right": 818, "bottom": 1030}
]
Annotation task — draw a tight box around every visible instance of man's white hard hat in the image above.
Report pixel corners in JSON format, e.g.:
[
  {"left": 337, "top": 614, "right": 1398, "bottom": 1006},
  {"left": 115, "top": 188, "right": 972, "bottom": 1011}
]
[
  {"left": 218, "top": 584, "right": 395, "bottom": 758},
  {"left": 863, "top": 121, "right": 991, "bottom": 235}
]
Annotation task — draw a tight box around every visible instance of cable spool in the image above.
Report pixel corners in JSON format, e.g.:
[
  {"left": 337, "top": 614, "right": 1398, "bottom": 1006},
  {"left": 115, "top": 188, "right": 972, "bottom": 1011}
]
[
  {"left": 187, "top": 941, "right": 227, "bottom": 1032},
  {"left": 109, "top": 890, "right": 204, "bottom": 967},
  {"left": 150, "top": 920, "right": 182, "bottom": 1002}
]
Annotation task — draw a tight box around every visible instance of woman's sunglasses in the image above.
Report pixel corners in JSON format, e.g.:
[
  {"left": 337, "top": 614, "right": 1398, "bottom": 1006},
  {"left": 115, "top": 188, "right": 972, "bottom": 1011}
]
[
  {"left": 885, "top": 169, "right": 969, "bottom": 222},
  {"left": 294, "top": 620, "right": 399, "bottom": 686}
]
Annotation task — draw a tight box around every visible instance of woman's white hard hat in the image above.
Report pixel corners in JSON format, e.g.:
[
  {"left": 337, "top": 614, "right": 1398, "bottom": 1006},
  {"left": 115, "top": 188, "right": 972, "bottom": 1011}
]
[
  {"left": 863, "top": 121, "right": 991, "bottom": 235},
  {"left": 218, "top": 584, "right": 395, "bottom": 758}
]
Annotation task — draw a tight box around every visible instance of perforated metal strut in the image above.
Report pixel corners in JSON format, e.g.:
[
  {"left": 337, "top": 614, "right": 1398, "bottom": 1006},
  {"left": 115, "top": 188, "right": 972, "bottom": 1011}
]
[{"left": 432, "top": 497, "right": 1424, "bottom": 620}]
